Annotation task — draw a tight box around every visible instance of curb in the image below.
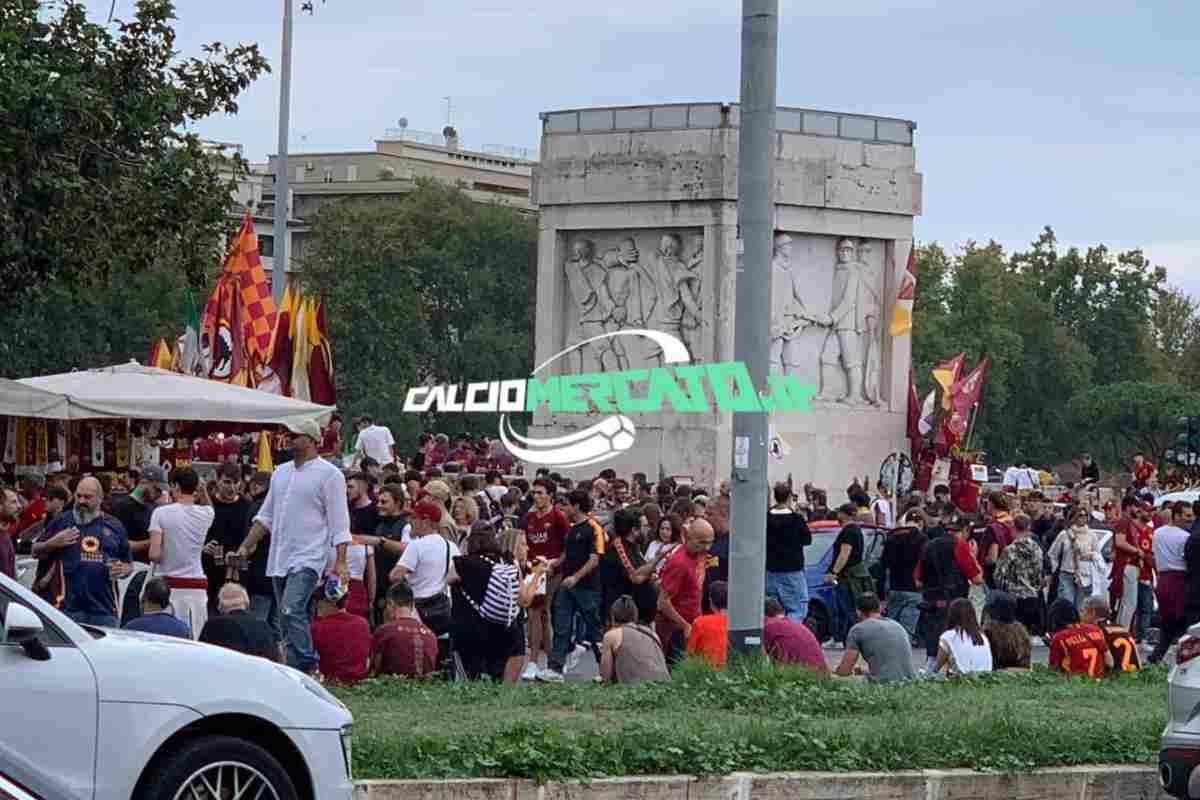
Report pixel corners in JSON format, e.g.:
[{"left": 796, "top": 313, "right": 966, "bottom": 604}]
[{"left": 353, "top": 765, "right": 1170, "bottom": 800}]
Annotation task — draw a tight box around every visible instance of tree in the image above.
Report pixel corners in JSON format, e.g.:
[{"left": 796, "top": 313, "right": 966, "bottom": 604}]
[
  {"left": 1068, "top": 382, "right": 1200, "bottom": 468},
  {"left": 1152, "top": 285, "right": 1200, "bottom": 363},
  {"left": 299, "top": 181, "right": 538, "bottom": 439},
  {"left": 0, "top": 0, "right": 268, "bottom": 301}
]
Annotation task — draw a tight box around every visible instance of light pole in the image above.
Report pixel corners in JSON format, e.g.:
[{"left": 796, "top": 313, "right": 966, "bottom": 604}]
[
  {"left": 727, "top": 0, "right": 779, "bottom": 656},
  {"left": 271, "top": 0, "right": 294, "bottom": 305}
]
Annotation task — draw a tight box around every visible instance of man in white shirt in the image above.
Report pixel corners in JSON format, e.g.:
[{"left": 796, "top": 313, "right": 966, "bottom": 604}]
[
  {"left": 390, "top": 500, "right": 458, "bottom": 636},
  {"left": 147, "top": 466, "right": 215, "bottom": 639},
  {"left": 1149, "top": 501, "right": 1196, "bottom": 664},
  {"left": 355, "top": 415, "right": 396, "bottom": 466},
  {"left": 238, "top": 422, "right": 351, "bottom": 674}
]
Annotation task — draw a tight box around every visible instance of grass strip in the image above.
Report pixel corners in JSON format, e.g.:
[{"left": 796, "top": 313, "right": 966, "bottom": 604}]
[{"left": 333, "top": 658, "right": 1167, "bottom": 780}]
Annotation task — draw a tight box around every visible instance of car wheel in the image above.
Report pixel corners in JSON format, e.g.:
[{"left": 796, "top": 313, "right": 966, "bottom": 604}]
[
  {"left": 139, "top": 735, "right": 298, "bottom": 800},
  {"left": 805, "top": 601, "right": 830, "bottom": 643}
]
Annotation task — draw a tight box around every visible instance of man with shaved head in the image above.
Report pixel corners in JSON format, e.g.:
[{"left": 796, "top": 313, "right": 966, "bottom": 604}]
[
  {"left": 33, "top": 476, "right": 132, "bottom": 626},
  {"left": 655, "top": 516, "right": 715, "bottom": 663}
]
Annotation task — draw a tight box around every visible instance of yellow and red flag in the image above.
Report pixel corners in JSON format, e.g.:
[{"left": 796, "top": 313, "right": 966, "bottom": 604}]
[
  {"left": 200, "top": 211, "right": 276, "bottom": 382},
  {"left": 149, "top": 339, "right": 173, "bottom": 370},
  {"left": 888, "top": 245, "right": 917, "bottom": 337},
  {"left": 932, "top": 352, "right": 965, "bottom": 410}
]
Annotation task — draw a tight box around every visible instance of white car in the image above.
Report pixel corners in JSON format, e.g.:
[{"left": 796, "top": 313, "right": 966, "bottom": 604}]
[
  {"left": 0, "top": 573, "right": 353, "bottom": 800},
  {"left": 1161, "top": 623, "right": 1200, "bottom": 797}
]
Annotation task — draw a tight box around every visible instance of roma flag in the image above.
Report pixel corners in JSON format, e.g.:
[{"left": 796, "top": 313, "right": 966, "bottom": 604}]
[
  {"left": 888, "top": 244, "right": 917, "bottom": 337},
  {"left": 906, "top": 368, "right": 921, "bottom": 449},
  {"left": 202, "top": 211, "right": 277, "bottom": 373},
  {"left": 308, "top": 298, "right": 336, "bottom": 406},
  {"left": 268, "top": 285, "right": 298, "bottom": 395},
  {"left": 932, "top": 352, "right": 965, "bottom": 410},
  {"left": 947, "top": 356, "right": 988, "bottom": 436},
  {"left": 149, "top": 339, "right": 173, "bottom": 370},
  {"left": 256, "top": 430, "right": 274, "bottom": 472}
]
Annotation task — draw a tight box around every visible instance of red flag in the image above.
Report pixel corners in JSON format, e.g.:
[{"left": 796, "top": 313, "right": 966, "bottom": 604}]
[
  {"left": 906, "top": 368, "right": 920, "bottom": 449},
  {"left": 268, "top": 286, "right": 297, "bottom": 396},
  {"left": 308, "top": 298, "right": 336, "bottom": 406},
  {"left": 947, "top": 356, "right": 988, "bottom": 436}
]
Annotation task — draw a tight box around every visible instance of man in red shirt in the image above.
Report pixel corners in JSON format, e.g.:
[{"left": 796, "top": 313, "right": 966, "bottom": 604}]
[
  {"left": 763, "top": 597, "right": 828, "bottom": 672},
  {"left": 1081, "top": 596, "right": 1141, "bottom": 674},
  {"left": 0, "top": 487, "right": 19, "bottom": 579},
  {"left": 1132, "top": 454, "right": 1156, "bottom": 489},
  {"left": 371, "top": 579, "right": 439, "bottom": 677},
  {"left": 1109, "top": 496, "right": 1145, "bottom": 629},
  {"left": 520, "top": 477, "right": 568, "bottom": 679},
  {"left": 1048, "top": 599, "right": 1112, "bottom": 678},
  {"left": 310, "top": 583, "right": 371, "bottom": 684},
  {"left": 17, "top": 476, "right": 47, "bottom": 535},
  {"left": 656, "top": 517, "right": 715, "bottom": 663}
]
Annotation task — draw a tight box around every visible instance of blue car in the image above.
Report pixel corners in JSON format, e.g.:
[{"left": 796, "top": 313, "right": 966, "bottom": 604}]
[{"left": 801, "top": 521, "right": 889, "bottom": 642}]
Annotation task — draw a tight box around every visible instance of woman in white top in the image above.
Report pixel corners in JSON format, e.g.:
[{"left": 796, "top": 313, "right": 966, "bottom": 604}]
[
  {"left": 644, "top": 514, "right": 682, "bottom": 567},
  {"left": 1047, "top": 507, "right": 1099, "bottom": 609},
  {"left": 935, "top": 598, "right": 993, "bottom": 675},
  {"left": 333, "top": 538, "right": 375, "bottom": 621}
]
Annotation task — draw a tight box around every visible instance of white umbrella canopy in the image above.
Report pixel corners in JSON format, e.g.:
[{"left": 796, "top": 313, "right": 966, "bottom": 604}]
[
  {"left": 0, "top": 378, "right": 70, "bottom": 418},
  {"left": 15, "top": 362, "right": 333, "bottom": 433}
]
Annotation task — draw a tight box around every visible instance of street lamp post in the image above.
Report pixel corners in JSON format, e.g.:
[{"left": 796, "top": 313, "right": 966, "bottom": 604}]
[{"left": 271, "top": 0, "right": 294, "bottom": 305}]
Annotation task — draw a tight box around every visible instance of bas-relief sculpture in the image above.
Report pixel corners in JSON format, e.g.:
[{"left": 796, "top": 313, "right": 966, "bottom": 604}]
[
  {"left": 564, "top": 230, "right": 704, "bottom": 373},
  {"left": 770, "top": 234, "right": 884, "bottom": 407}
]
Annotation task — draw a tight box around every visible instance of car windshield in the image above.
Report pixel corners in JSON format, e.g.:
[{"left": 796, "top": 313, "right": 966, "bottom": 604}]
[{"left": 805, "top": 531, "right": 837, "bottom": 567}]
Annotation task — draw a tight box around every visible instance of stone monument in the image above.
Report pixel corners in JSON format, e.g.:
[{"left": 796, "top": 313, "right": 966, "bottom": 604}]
[{"left": 529, "top": 103, "right": 923, "bottom": 491}]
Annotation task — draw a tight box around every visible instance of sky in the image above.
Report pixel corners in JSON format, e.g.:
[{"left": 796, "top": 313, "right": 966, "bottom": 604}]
[{"left": 80, "top": 0, "right": 1200, "bottom": 293}]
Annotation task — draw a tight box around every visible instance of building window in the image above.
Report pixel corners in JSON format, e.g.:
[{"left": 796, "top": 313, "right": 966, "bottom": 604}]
[
  {"left": 347, "top": 165, "right": 358, "bottom": 181},
  {"left": 259, "top": 234, "right": 275, "bottom": 258}
]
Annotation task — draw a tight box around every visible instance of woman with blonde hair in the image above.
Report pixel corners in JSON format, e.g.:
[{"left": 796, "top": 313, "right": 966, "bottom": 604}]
[{"left": 451, "top": 495, "right": 479, "bottom": 544}]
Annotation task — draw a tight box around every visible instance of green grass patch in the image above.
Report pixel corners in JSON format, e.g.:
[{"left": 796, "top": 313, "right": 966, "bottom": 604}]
[{"left": 332, "top": 657, "right": 1168, "bottom": 781}]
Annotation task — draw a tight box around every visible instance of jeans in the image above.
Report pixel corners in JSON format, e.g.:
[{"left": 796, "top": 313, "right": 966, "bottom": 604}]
[
  {"left": 766, "top": 570, "right": 809, "bottom": 622},
  {"left": 249, "top": 592, "right": 281, "bottom": 642},
  {"left": 831, "top": 582, "right": 855, "bottom": 644},
  {"left": 884, "top": 590, "right": 922, "bottom": 637},
  {"left": 548, "top": 585, "right": 601, "bottom": 671},
  {"left": 1056, "top": 572, "right": 1080, "bottom": 609},
  {"left": 1136, "top": 581, "right": 1154, "bottom": 640},
  {"left": 1117, "top": 565, "right": 1139, "bottom": 629},
  {"left": 68, "top": 611, "right": 119, "bottom": 627},
  {"left": 273, "top": 568, "right": 320, "bottom": 673}
]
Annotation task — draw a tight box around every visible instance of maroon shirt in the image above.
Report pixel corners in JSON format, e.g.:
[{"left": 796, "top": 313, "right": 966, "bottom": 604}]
[
  {"left": 0, "top": 522, "right": 15, "bottom": 580},
  {"left": 311, "top": 611, "right": 371, "bottom": 684},
  {"left": 195, "top": 438, "right": 221, "bottom": 462},
  {"left": 371, "top": 618, "right": 439, "bottom": 677},
  {"left": 522, "top": 507, "right": 568, "bottom": 561},
  {"left": 763, "top": 615, "right": 828, "bottom": 672}
]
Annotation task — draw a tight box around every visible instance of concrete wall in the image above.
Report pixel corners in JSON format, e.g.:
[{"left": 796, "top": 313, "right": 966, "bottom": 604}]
[{"left": 354, "top": 766, "right": 1169, "bottom": 800}]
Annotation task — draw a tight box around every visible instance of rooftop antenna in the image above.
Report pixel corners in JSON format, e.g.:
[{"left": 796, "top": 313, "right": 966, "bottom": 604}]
[
  {"left": 398, "top": 117, "right": 409, "bottom": 140},
  {"left": 443, "top": 97, "right": 453, "bottom": 128}
]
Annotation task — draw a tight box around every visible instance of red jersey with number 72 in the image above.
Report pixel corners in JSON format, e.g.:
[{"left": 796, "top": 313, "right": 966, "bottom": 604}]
[
  {"left": 1049, "top": 622, "right": 1108, "bottom": 677},
  {"left": 1102, "top": 624, "right": 1141, "bottom": 673}
]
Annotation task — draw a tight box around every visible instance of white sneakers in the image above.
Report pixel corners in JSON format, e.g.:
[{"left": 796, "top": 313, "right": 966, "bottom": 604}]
[
  {"left": 520, "top": 662, "right": 540, "bottom": 682},
  {"left": 538, "top": 668, "right": 565, "bottom": 683}
]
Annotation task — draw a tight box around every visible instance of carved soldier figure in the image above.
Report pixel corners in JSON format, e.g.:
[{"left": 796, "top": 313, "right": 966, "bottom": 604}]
[
  {"left": 655, "top": 233, "right": 703, "bottom": 361},
  {"left": 603, "top": 237, "right": 659, "bottom": 368},
  {"left": 769, "top": 233, "right": 819, "bottom": 376},
  {"left": 816, "top": 238, "right": 880, "bottom": 404},
  {"left": 857, "top": 239, "right": 882, "bottom": 406},
  {"left": 564, "top": 238, "right": 614, "bottom": 372}
]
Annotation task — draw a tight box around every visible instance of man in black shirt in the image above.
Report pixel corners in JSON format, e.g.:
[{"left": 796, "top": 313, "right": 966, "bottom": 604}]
[
  {"left": 111, "top": 465, "right": 168, "bottom": 562},
  {"left": 825, "top": 504, "right": 871, "bottom": 646},
  {"left": 199, "top": 582, "right": 279, "bottom": 662},
  {"left": 243, "top": 471, "right": 278, "bottom": 639},
  {"left": 766, "top": 482, "right": 812, "bottom": 622},
  {"left": 204, "top": 463, "right": 255, "bottom": 614},
  {"left": 542, "top": 489, "right": 605, "bottom": 682},
  {"left": 880, "top": 512, "right": 928, "bottom": 639}
]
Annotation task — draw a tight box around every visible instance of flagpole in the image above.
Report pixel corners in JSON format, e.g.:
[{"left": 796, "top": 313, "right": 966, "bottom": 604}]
[
  {"left": 964, "top": 401, "right": 981, "bottom": 452},
  {"left": 272, "top": 0, "right": 294, "bottom": 306}
]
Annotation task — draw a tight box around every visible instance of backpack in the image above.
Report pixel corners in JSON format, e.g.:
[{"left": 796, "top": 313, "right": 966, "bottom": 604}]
[{"left": 459, "top": 558, "right": 521, "bottom": 628}]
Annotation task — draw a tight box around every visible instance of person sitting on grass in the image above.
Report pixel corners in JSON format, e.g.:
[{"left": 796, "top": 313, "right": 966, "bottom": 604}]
[
  {"left": 371, "top": 579, "right": 439, "bottom": 678},
  {"left": 1047, "top": 597, "right": 1112, "bottom": 678},
  {"left": 310, "top": 578, "right": 371, "bottom": 685},
  {"left": 123, "top": 577, "right": 191, "bottom": 639},
  {"left": 599, "top": 595, "right": 670, "bottom": 685},
  {"left": 687, "top": 580, "right": 728, "bottom": 669},
  {"left": 834, "top": 593, "right": 917, "bottom": 682},
  {"left": 762, "top": 596, "right": 828, "bottom": 673},
  {"left": 1081, "top": 595, "right": 1141, "bottom": 675},
  {"left": 933, "top": 597, "right": 993, "bottom": 676},
  {"left": 982, "top": 591, "right": 1032, "bottom": 670}
]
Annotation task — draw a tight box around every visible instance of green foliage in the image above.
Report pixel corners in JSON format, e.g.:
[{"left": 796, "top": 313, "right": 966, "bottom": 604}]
[
  {"left": 332, "top": 660, "right": 1168, "bottom": 780},
  {"left": 298, "top": 181, "right": 537, "bottom": 438},
  {"left": 0, "top": 0, "right": 268, "bottom": 377},
  {"left": 911, "top": 227, "right": 1183, "bottom": 466},
  {"left": 1069, "top": 381, "right": 1200, "bottom": 465}
]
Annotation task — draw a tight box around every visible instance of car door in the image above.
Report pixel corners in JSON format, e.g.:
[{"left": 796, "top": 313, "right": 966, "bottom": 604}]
[{"left": 0, "top": 580, "right": 99, "bottom": 800}]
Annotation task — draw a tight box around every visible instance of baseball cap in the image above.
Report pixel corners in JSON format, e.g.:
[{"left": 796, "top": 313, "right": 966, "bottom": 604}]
[
  {"left": 289, "top": 420, "right": 322, "bottom": 440},
  {"left": 411, "top": 500, "right": 444, "bottom": 523},
  {"left": 140, "top": 465, "right": 169, "bottom": 490}
]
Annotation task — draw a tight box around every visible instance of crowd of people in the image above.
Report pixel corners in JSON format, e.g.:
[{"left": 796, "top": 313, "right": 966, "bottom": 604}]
[{"left": 0, "top": 423, "right": 1181, "bottom": 687}]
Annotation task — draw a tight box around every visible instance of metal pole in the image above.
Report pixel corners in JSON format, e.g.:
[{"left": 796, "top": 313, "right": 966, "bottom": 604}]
[
  {"left": 727, "top": 0, "right": 778, "bottom": 656},
  {"left": 271, "top": 0, "right": 294, "bottom": 305}
]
